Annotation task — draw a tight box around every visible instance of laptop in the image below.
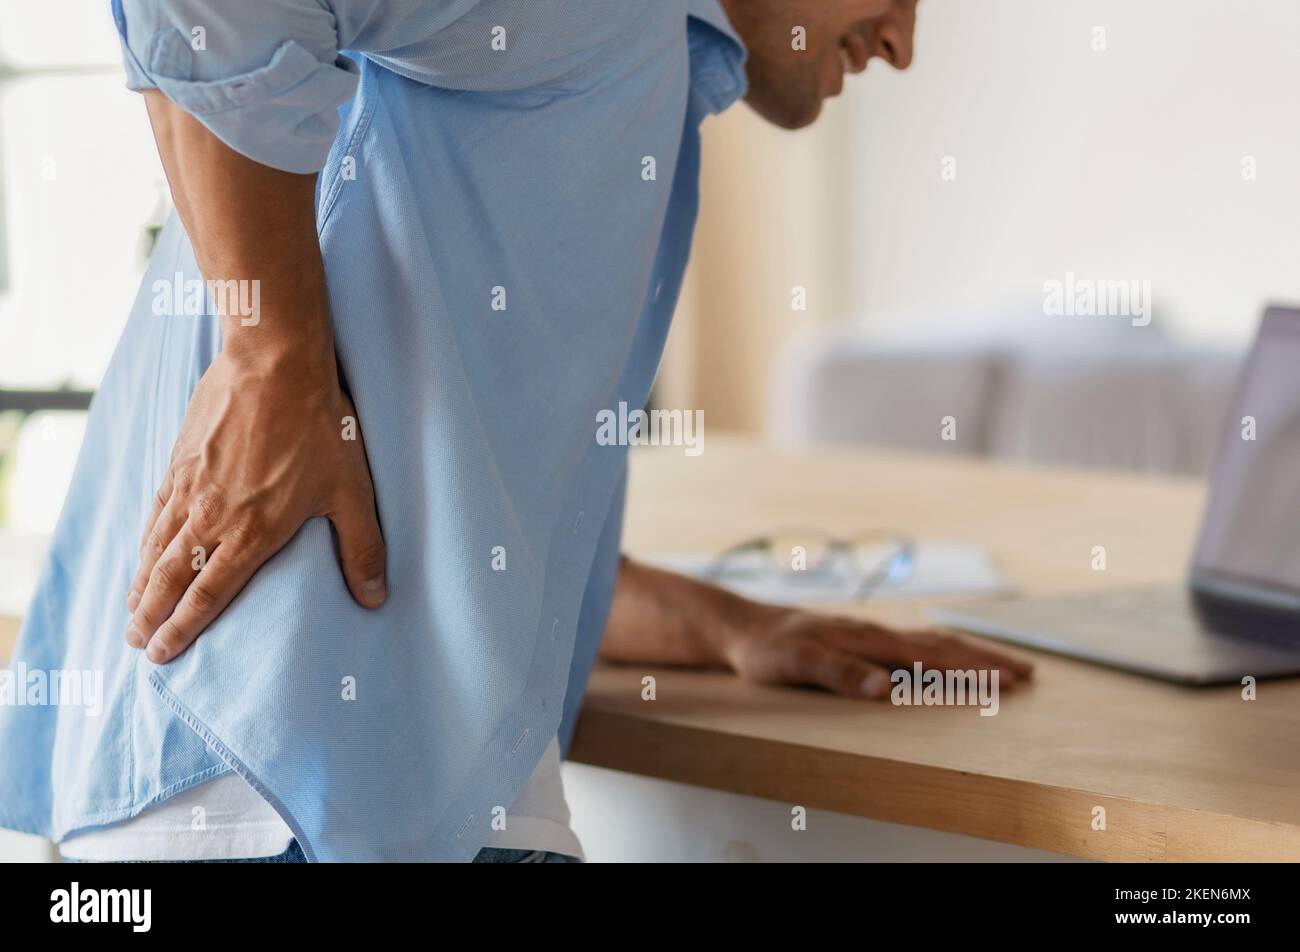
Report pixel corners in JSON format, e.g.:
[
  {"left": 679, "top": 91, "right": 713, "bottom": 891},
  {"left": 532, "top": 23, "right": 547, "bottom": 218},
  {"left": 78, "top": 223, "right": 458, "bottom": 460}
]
[{"left": 930, "top": 305, "right": 1300, "bottom": 685}]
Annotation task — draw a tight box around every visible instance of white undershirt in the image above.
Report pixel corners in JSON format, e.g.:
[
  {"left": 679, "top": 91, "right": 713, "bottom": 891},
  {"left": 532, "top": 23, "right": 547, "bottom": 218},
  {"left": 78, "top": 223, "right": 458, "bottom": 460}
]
[{"left": 60, "top": 736, "right": 582, "bottom": 861}]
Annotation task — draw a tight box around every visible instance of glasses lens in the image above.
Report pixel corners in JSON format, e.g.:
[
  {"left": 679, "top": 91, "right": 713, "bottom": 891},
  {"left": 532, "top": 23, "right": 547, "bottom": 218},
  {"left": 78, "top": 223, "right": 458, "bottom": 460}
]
[
  {"left": 709, "top": 531, "right": 915, "bottom": 600},
  {"left": 851, "top": 538, "right": 914, "bottom": 590},
  {"left": 766, "top": 531, "right": 840, "bottom": 577}
]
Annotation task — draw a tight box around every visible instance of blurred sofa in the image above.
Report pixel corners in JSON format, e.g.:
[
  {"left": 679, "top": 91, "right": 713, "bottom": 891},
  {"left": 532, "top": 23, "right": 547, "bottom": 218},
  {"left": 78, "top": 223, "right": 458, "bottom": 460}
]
[{"left": 770, "top": 316, "right": 1244, "bottom": 477}]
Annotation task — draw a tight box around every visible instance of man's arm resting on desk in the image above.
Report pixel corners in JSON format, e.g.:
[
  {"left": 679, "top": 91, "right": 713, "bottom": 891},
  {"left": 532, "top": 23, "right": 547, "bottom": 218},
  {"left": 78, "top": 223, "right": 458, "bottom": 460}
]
[{"left": 600, "top": 557, "right": 1032, "bottom": 698}]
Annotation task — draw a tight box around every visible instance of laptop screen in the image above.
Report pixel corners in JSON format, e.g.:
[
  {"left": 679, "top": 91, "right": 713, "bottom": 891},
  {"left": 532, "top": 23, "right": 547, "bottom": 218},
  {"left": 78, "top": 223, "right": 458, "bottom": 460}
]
[{"left": 1192, "top": 306, "right": 1300, "bottom": 607}]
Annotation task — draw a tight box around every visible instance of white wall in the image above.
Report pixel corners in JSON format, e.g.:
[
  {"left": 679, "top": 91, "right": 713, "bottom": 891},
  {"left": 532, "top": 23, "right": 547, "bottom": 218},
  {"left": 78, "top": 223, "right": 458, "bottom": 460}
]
[{"left": 846, "top": 0, "right": 1300, "bottom": 346}]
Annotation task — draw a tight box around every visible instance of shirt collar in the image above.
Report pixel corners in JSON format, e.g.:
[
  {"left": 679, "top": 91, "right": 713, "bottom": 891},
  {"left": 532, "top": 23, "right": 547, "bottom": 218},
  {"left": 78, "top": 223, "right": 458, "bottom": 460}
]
[{"left": 687, "top": 0, "right": 748, "bottom": 115}]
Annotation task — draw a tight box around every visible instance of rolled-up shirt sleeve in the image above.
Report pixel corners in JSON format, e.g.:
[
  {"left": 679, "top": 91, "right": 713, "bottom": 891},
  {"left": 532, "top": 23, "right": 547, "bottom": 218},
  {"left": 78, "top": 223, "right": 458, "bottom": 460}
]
[{"left": 112, "top": 0, "right": 361, "bottom": 173}]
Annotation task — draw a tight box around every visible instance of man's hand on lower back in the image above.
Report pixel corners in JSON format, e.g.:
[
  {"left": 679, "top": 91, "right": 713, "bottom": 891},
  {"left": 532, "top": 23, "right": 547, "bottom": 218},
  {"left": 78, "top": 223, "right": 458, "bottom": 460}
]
[
  {"left": 123, "top": 91, "right": 386, "bottom": 664},
  {"left": 125, "top": 349, "right": 385, "bottom": 664},
  {"left": 601, "top": 557, "right": 1032, "bottom": 697}
]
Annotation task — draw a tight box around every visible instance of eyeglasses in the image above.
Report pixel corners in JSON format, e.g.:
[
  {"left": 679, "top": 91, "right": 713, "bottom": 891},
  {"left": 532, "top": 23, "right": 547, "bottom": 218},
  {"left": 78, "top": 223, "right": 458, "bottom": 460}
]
[{"left": 704, "top": 528, "right": 916, "bottom": 601}]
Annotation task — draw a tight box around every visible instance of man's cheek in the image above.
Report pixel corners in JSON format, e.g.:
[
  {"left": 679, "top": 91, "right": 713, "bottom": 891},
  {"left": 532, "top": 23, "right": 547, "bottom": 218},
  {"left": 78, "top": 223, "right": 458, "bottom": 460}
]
[{"left": 853, "top": 0, "right": 895, "bottom": 19}]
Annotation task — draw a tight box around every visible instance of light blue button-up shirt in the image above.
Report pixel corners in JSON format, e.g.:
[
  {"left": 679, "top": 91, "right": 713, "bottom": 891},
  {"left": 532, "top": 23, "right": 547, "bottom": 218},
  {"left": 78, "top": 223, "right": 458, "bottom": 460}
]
[{"left": 0, "top": 0, "right": 745, "bottom": 861}]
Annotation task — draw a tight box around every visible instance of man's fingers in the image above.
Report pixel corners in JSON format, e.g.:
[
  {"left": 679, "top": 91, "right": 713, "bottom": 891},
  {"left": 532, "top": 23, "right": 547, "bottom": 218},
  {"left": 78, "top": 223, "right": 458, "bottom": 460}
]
[
  {"left": 911, "top": 630, "right": 1033, "bottom": 682},
  {"left": 127, "top": 487, "right": 187, "bottom": 615},
  {"left": 329, "top": 484, "right": 387, "bottom": 608},
  {"left": 143, "top": 546, "right": 259, "bottom": 664},
  {"left": 137, "top": 471, "right": 174, "bottom": 554},
  {"left": 124, "top": 521, "right": 207, "bottom": 650},
  {"left": 779, "top": 644, "right": 894, "bottom": 699},
  {"left": 827, "top": 624, "right": 1032, "bottom": 685}
]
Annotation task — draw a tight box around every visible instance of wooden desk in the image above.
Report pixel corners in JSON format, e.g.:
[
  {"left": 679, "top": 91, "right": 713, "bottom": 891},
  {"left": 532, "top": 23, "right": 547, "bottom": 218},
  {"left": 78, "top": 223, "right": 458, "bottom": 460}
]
[{"left": 568, "top": 437, "right": 1300, "bottom": 861}]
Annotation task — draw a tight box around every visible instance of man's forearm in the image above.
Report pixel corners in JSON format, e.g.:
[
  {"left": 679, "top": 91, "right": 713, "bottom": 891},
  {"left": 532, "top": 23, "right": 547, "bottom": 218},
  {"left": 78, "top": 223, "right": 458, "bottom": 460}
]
[
  {"left": 599, "top": 557, "right": 1033, "bottom": 699},
  {"left": 598, "top": 556, "right": 789, "bottom": 669},
  {"left": 143, "top": 90, "right": 333, "bottom": 372}
]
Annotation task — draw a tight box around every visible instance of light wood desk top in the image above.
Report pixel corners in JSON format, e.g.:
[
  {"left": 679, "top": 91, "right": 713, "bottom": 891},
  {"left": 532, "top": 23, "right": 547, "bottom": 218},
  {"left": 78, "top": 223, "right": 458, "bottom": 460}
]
[{"left": 568, "top": 437, "right": 1300, "bottom": 861}]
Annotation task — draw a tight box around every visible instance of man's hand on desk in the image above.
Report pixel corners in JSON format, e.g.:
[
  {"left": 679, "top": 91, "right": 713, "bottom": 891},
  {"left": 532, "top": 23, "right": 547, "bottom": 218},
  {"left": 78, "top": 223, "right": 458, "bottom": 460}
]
[{"left": 600, "top": 557, "right": 1032, "bottom": 698}]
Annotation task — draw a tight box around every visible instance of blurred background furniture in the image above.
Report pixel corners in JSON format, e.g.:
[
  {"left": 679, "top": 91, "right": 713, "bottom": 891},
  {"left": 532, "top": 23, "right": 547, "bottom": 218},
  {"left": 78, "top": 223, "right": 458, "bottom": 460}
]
[{"left": 769, "top": 317, "right": 1245, "bottom": 476}]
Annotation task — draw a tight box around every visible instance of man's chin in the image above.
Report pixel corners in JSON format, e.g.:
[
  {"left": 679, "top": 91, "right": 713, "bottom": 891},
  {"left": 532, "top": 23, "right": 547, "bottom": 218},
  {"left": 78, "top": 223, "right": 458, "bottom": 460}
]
[{"left": 745, "top": 91, "right": 823, "bottom": 130}]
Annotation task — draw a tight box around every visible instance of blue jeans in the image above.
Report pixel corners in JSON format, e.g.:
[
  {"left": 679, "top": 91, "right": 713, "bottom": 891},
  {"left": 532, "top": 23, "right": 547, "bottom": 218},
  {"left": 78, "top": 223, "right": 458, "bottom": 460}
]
[{"left": 65, "top": 839, "right": 581, "bottom": 863}]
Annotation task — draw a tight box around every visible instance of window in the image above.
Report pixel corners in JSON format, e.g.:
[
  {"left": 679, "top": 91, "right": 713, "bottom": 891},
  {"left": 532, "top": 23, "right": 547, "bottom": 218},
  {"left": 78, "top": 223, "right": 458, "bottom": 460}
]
[{"left": 0, "top": 0, "right": 167, "bottom": 549}]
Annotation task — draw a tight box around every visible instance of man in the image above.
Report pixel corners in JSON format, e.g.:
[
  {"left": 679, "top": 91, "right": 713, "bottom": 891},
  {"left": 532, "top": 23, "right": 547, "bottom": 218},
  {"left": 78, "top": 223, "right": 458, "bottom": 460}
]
[{"left": 0, "top": 0, "right": 1027, "bottom": 863}]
